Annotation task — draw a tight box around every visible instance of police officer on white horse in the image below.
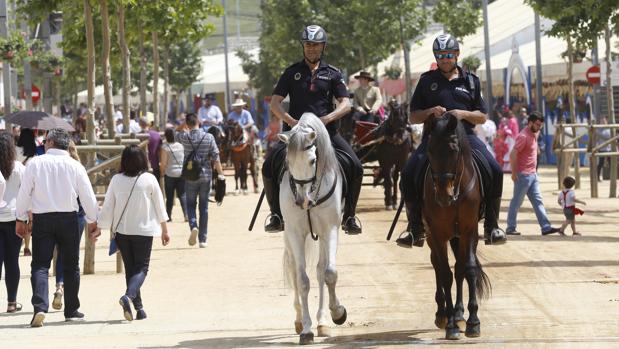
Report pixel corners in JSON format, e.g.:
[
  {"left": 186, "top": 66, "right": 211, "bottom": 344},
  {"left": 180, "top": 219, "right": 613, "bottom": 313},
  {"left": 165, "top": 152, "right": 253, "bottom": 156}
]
[{"left": 263, "top": 25, "right": 363, "bottom": 235}]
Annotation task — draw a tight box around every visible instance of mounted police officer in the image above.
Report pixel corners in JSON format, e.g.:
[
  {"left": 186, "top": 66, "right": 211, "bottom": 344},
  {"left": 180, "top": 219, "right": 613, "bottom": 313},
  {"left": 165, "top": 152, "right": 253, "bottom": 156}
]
[
  {"left": 263, "top": 25, "right": 363, "bottom": 235},
  {"left": 397, "top": 34, "right": 507, "bottom": 248}
]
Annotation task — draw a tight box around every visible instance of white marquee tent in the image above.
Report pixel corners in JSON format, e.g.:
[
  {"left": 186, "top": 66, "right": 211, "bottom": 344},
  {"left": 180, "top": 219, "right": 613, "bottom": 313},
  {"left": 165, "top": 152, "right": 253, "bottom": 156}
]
[{"left": 352, "top": 0, "right": 619, "bottom": 91}]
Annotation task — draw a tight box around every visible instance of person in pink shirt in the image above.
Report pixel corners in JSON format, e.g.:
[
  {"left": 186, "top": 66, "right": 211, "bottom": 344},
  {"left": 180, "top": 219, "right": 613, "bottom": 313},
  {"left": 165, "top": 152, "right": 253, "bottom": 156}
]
[
  {"left": 505, "top": 112, "right": 561, "bottom": 236},
  {"left": 506, "top": 110, "right": 520, "bottom": 138}
]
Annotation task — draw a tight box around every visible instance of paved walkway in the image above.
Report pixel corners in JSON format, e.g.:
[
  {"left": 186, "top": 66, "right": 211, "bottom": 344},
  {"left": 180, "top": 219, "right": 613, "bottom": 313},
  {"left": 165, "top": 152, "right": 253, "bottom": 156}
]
[{"left": 1, "top": 167, "right": 618, "bottom": 348}]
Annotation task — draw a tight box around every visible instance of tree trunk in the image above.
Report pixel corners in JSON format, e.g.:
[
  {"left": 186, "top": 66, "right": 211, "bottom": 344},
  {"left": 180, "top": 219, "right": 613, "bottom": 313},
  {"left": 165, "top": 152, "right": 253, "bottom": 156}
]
[
  {"left": 100, "top": 0, "right": 115, "bottom": 138},
  {"left": 567, "top": 35, "right": 576, "bottom": 123},
  {"left": 605, "top": 25, "right": 616, "bottom": 197},
  {"left": 162, "top": 44, "right": 170, "bottom": 128},
  {"left": 138, "top": 18, "right": 147, "bottom": 119},
  {"left": 117, "top": 4, "right": 130, "bottom": 133},
  {"left": 176, "top": 89, "right": 182, "bottom": 118},
  {"left": 152, "top": 32, "right": 160, "bottom": 128},
  {"left": 83, "top": 0, "right": 96, "bottom": 275}
]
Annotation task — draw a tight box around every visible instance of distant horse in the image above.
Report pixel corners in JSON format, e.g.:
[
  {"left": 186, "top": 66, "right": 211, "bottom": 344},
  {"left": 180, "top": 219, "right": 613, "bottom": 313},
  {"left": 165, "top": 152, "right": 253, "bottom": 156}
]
[
  {"left": 423, "top": 112, "right": 490, "bottom": 340},
  {"left": 278, "top": 113, "right": 347, "bottom": 345},
  {"left": 374, "top": 101, "right": 411, "bottom": 210},
  {"left": 207, "top": 126, "right": 227, "bottom": 182},
  {"left": 227, "top": 120, "right": 258, "bottom": 195}
]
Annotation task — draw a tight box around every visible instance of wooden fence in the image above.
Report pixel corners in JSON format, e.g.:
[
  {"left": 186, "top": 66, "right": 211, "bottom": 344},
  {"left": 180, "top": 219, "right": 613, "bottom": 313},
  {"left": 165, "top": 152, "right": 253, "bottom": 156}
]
[{"left": 553, "top": 123, "right": 619, "bottom": 198}]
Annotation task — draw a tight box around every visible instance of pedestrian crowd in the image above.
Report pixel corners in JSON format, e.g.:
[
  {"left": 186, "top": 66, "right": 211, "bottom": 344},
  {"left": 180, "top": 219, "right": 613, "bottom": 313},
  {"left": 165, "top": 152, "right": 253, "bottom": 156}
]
[{"left": 0, "top": 111, "right": 226, "bottom": 326}]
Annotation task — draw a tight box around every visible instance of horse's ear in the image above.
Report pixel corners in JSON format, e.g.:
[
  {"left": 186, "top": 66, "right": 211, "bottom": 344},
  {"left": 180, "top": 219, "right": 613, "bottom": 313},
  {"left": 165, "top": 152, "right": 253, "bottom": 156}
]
[
  {"left": 278, "top": 132, "right": 290, "bottom": 144},
  {"left": 447, "top": 113, "right": 458, "bottom": 131},
  {"left": 308, "top": 131, "right": 317, "bottom": 142}
]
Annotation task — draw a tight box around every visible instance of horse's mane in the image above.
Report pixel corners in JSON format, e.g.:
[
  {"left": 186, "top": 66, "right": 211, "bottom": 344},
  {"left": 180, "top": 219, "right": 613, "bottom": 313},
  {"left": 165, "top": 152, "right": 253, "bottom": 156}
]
[
  {"left": 287, "top": 113, "right": 338, "bottom": 176},
  {"left": 432, "top": 112, "right": 472, "bottom": 159}
]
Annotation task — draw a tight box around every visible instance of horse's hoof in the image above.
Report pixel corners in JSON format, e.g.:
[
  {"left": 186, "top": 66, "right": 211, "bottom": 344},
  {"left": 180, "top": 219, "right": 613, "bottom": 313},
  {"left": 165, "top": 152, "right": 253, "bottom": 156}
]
[
  {"left": 299, "top": 332, "right": 314, "bottom": 345},
  {"left": 446, "top": 326, "right": 460, "bottom": 340},
  {"left": 317, "top": 325, "right": 331, "bottom": 337},
  {"left": 465, "top": 322, "right": 480, "bottom": 338},
  {"left": 332, "top": 306, "right": 347, "bottom": 325},
  {"left": 456, "top": 319, "right": 466, "bottom": 332},
  {"left": 392, "top": 204, "right": 397, "bottom": 210},
  {"left": 294, "top": 321, "right": 303, "bottom": 334},
  {"left": 385, "top": 205, "right": 391, "bottom": 211},
  {"left": 435, "top": 315, "right": 448, "bottom": 329}
]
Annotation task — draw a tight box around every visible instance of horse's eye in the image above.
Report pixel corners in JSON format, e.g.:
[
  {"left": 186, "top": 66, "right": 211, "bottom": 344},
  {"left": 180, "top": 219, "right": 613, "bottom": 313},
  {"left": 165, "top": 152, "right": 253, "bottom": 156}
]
[{"left": 310, "top": 159, "right": 316, "bottom": 166}]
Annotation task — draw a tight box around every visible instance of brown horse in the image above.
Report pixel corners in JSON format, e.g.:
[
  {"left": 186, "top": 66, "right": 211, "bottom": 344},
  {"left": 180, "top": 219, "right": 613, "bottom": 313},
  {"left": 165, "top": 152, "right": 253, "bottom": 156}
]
[
  {"left": 423, "top": 112, "right": 490, "bottom": 340},
  {"left": 227, "top": 120, "right": 258, "bottom": 195}
]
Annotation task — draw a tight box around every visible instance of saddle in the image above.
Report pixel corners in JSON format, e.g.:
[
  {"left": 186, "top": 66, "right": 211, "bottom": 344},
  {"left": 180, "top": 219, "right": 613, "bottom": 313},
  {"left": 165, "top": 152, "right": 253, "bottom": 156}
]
[{"left": 414, "top": 149, "right": 492, "bottom": 221}]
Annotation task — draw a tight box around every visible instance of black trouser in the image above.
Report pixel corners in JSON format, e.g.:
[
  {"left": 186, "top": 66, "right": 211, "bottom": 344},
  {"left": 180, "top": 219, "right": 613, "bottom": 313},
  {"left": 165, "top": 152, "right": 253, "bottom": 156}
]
[
  {"left": 116, "top": 233, "right": 153, "bottom": 310},
  {"left": 353, "top": 110, "right": 380, "bottom": 124},
  {"left": 0, "top": 221, "right": 21, "bottom": 302},
  {"left": 597, "top": 152, "right": 609, "bottom": 179},
  {"left": 31, "top": 212, "right": 80, "bottom": 317},
  {"left": 401, "top": 134, "right": 503, "bottom": 230},
  {"left": 262, "top": 133, "right": 363, "bottom": 220},
  {"left": 164, "top": 175, "right": 187, "bottom": 219}
]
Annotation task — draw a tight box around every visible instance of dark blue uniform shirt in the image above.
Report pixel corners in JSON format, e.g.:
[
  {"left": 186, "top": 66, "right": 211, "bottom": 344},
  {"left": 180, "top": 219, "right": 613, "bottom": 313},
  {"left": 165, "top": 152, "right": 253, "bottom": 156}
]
[
  {"left": 273, "top": 60, "right": 348, "bottom": 136},
  {"left": 410, "top": 66, "right": 485, "bottom": 135}
]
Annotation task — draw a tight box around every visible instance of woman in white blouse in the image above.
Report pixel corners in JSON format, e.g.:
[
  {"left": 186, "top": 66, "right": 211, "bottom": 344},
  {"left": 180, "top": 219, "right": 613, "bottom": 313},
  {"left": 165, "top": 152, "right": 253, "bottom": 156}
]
[
  {"left": 97, "top": 145, "right": 170, "bottom": 321},
  {"left": 0, "top": 132, "right": 22, "bottom": 313}
]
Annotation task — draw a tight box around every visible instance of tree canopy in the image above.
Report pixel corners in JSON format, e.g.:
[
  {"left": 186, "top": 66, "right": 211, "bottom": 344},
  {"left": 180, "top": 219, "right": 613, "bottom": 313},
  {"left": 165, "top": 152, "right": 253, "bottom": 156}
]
[{"left": 239, "top": 0, "right": 427, "bottom": 99}]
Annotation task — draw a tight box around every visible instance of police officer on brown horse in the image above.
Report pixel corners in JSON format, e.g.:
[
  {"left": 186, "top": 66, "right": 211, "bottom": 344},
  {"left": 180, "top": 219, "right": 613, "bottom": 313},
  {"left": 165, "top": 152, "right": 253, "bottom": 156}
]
[
  {"left": 397, "top": 34, "right": 507, "bottom": 248},
  {"left": 262, "top": 24, "right": 363, "bottom": 235}
]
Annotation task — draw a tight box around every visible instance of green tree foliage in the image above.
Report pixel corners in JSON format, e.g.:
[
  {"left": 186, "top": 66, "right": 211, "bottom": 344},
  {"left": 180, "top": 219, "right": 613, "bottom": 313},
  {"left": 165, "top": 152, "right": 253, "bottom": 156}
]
[
  {"left": 432, "top": 0, "right": 482, "bottom": 42},
  {"left": 525, "top": 0, "right": 618, "bottom": 48},
  {"left": 240, "top": 0, "right": 427, "bottom": 99},
  {"left": 168, "top": 41, "right": 202, "bottom": 93}
]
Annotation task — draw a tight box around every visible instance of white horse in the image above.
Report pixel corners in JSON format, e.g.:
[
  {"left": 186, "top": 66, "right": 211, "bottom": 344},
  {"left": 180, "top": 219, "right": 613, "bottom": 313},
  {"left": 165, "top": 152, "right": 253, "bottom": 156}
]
[{"left": 278, "top": 113, "right": 348, "bottom": 345}]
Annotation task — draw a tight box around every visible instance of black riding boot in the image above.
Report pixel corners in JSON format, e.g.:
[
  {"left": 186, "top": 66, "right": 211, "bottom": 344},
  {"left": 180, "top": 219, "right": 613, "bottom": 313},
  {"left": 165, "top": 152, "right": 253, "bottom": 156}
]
[
  {"left": 263, "top": 177, "right": 284, "bottom": 232},
  {"left": 484, "top": 197, "right": 506, "bottom": 245},
  {"left": 396, "top": 201, "right": 425, "bottom": 248},
  {"left": 342, "top": 172, "right": 362, "bottom": 235}
]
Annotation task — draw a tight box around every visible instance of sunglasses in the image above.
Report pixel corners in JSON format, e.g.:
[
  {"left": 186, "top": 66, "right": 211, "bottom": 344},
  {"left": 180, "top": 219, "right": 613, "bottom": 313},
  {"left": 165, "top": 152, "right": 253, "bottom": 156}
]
[{"left": 434, "top": 53, "right": 456, "bottom": 60}]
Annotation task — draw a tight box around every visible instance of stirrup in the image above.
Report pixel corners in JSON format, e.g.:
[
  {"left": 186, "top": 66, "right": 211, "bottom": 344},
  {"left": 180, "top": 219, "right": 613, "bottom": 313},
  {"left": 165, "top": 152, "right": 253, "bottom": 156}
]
[
  {"left": 484, "top": 227, "right": 507, "bottom": 245},
  {"left": 264, "top": 213, "right": 284, "bottom": 232}
]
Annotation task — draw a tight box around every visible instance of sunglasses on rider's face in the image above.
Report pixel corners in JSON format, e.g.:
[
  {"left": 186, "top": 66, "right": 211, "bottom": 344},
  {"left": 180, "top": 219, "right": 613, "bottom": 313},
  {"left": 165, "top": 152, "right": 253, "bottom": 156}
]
[{"left": 434, "top": 52, "right": 456, "bottom": 60}]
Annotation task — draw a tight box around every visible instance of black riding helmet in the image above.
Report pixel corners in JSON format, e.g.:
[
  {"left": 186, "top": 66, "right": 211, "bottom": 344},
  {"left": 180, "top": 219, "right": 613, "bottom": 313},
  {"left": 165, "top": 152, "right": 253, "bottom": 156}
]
[
  {"left": 300, "top": 25, "right": 327, "bottom": 44},
  {"left": 300, "top": 25, "right": 327, "bottom": 64},
  {"left": 432, "top": 34, "right": 459, "bottom": 52}
]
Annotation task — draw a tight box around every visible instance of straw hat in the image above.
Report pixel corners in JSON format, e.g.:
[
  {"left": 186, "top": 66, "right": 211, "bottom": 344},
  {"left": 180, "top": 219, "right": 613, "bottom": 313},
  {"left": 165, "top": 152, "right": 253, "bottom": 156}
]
[{"left": 231, "top": 98, "right": 247, "bottom": 107}]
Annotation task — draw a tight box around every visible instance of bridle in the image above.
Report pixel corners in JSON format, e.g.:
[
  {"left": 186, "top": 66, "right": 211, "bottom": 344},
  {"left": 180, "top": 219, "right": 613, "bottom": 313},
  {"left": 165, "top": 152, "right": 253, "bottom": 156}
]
[
  {"left": 289, "top": 141, "right": 319, "bottom": 199},
  {"left": 287, "top": 136, "right": 338, "bottom": 241},
  {"left": 430, "top": 148, "right": 463, "bottom": 205}
]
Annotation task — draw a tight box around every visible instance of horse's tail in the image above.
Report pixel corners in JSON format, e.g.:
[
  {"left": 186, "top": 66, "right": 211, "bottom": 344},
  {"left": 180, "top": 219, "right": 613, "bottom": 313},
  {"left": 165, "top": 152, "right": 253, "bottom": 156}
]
[{"left": 475, "top": 255, "right": 492, "bottom": 301}]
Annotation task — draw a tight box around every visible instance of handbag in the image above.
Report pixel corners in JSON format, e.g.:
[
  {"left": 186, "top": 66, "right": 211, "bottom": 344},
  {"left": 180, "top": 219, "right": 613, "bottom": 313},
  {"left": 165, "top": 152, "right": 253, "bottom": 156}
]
[{"left": 109, "top": 173, "right": 143, "bottom": 256}]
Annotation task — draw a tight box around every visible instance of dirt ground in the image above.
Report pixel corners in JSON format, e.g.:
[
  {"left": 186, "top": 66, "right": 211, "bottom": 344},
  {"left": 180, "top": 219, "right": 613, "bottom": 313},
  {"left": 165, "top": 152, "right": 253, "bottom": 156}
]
[{"left": 1, "top": 166, "right": 618, "bottom": 348}]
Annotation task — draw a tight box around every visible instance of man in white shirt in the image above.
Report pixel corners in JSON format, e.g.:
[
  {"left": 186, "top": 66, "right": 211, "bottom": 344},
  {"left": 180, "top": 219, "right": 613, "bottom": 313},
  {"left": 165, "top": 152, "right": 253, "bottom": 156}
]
[
  {"left": 16, "top": 128, "right": 99, "bottom": 327},
  {"left": 197, "top": 94, "right": 223, "bottom": 130}
]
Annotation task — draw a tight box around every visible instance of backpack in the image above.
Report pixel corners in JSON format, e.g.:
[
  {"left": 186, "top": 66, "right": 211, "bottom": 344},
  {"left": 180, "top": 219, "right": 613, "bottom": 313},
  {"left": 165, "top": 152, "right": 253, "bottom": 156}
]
[{"left": 181, "top": 134, "right": 207, "bottom": 181}]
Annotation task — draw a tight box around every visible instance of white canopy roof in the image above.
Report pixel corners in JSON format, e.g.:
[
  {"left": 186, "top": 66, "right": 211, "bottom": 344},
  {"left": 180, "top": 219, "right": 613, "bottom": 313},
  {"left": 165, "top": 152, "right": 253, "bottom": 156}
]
[
  {"left": 192, "top": 48, "right": 258, "bottom": 94},
  {"left": 363, "top": 0, "right": 618, "bottom": 88}
]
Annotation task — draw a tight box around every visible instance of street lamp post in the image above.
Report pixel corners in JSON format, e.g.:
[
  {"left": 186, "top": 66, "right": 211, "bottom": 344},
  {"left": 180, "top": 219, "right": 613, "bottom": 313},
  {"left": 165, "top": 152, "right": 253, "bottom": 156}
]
[{"left": 222, "top": 0, "right": 231, "bottom": 113}]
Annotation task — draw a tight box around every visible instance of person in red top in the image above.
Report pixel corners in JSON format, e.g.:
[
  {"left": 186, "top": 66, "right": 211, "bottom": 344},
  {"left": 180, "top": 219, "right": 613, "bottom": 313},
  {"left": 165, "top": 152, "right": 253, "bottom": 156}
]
[{"left": 505, "top": 111, "right": 561, "bottom": 236}]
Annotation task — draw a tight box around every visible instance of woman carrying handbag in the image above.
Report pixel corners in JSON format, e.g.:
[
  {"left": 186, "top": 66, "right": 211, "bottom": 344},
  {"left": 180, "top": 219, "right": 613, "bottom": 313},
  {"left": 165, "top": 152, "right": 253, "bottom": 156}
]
[{"left": 94, "top": 145, "right": 170, "bottom": 321}]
